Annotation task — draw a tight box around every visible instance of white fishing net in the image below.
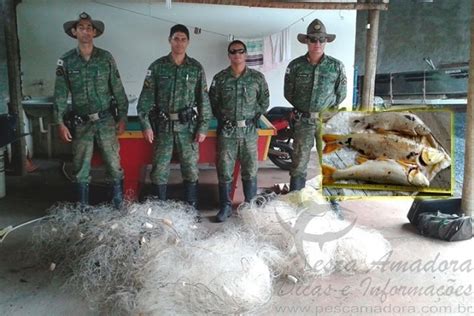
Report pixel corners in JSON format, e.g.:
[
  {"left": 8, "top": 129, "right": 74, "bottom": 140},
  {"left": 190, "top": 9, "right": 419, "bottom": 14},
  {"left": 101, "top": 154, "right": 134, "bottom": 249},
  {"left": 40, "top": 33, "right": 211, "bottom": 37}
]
[
  {"left": 239, "top": 187, "right": 392, "bottom": 280},
  {"left": 135, "top": 225, "right": 279, "bottom": 315},
  {"left": 28, "top": 189, "right": 391, "bottom": 314}
]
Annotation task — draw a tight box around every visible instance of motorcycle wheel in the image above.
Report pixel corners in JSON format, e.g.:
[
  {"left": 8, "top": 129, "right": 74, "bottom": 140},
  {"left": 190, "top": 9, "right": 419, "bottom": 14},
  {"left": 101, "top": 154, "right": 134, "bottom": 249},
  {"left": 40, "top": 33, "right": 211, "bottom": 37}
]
[{"left": 269, "top": 140, "right": 293, "bottom": 171}]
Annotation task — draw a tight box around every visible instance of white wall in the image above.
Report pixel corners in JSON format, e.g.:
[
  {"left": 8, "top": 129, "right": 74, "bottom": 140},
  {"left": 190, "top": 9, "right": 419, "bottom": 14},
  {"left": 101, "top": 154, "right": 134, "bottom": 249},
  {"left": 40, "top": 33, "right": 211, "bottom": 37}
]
[{"left": 17, "top": 0, "right": 356, "bottom": 113}]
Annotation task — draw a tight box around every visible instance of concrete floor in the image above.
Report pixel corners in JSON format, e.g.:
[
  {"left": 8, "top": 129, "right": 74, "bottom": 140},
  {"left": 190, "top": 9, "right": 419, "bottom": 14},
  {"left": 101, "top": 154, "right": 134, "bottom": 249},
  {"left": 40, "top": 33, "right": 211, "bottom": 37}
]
[{"left": 1, "top": 154, "right": 473, "bottom": 315}]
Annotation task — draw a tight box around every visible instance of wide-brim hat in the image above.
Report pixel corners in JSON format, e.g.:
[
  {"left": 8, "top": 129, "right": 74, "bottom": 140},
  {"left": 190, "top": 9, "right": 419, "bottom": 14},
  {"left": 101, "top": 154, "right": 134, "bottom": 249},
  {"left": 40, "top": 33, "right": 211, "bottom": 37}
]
[
  {"left": 63, "top": 12, "right": 105, "bottom": 38},
  {"left": 297, "top": 19, "right": 335, "bottom": 44}
]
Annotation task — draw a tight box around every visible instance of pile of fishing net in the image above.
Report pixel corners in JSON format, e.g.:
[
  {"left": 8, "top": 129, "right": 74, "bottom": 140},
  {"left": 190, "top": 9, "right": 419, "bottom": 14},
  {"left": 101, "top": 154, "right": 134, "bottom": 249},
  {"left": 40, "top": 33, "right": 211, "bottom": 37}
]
[
  {"left": 239, "top": 186, "right": 392, "bottom": 280},
  {"left": 28, "top": 188, "right": 391, "bottom": 314},
  {"left": 29, "top": 200, "right": 280, "bottom": 314}
]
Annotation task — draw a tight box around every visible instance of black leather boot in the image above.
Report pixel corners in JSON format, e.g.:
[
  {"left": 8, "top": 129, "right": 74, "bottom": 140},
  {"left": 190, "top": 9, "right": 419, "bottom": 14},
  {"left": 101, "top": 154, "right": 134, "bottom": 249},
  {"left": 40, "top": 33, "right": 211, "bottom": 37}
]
[
  {"left": 216, "top": 182, "right": 232, "bottom": 222},
  {"left": 184, "top": 181, "right": 198, "bottom": 209},
  {"left": 75, "top": 182, "right": 89, "bottom": 209},
  {"left": 152, "top": 184, "right": 167, "bottom": 200},
  {"left": 112, "top": 180, "right": 124, "bottom": 209},
  {"left": 290, "top": 177, "right": 306, "bottom": 192},
  {"left": 243, "top": 178, "right": 257, "bottom": 203}
]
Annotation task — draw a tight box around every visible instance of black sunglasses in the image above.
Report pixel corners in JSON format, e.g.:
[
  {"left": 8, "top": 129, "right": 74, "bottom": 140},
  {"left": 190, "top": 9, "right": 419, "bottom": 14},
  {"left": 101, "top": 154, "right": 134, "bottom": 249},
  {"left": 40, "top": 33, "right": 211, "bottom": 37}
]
[
  {"left": 228, "top": 48, "right": 246, "bottom": 55},
  {"left": 308, "top": 36, "right": 327, "bottom": 44}
]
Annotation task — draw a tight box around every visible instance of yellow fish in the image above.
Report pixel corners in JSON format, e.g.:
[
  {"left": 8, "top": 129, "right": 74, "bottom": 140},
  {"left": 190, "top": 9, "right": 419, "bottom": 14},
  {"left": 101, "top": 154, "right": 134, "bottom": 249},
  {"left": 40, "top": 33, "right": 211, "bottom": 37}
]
[
  {"left": 322, "top": 133, "right": 445, "bottom": 166},
  {"left": 351, "top": 112, "right": 431, "bottom": 136},
  {"left": 322, "top": 159, "right": 430, "bottom": 187}
]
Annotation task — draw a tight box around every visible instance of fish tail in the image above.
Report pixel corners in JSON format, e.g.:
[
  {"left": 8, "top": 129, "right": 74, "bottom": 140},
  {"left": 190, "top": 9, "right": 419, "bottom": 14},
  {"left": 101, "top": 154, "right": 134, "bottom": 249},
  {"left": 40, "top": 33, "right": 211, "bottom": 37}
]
[
  {"left": 322, "top": 164, "right": 337, "bottom": 184},
  {"left": 322, "top": 134, "right": 343, "bottom": 154},
  {"left": 322, "top": 134, "right": 342, "bottom": 143},
  {"left": 355, "top": 155, "right": 369, "bottom": 164}
]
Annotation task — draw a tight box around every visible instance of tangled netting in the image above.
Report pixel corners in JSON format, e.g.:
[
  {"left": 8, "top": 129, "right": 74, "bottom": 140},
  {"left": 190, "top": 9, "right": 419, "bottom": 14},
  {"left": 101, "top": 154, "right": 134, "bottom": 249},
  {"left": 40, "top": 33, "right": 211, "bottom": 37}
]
[
  {"left": 238, "top": 187, "right": 392, "bottom": 280},
  {"left": 136, "top": 224, "right": 283, "bottom": 315},
  {"left": 28, "top": 188, "right": 391, "bottom": 315},
  {"left": 29, "top": 200, "right": 281, "bottom": 315}
]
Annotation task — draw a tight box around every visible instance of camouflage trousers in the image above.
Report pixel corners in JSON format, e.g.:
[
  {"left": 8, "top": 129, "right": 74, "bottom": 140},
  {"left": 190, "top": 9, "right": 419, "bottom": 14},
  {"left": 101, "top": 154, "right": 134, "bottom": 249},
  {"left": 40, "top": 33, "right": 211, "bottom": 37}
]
[
  {"left": 217, "top": 131, "right": 258, "bottom": 184},
  {"left": 151, "top": 131, "right": 199, "bottom": 184},
  {"left": 290, "top": 117, "right": 322, "bottom": 179},
  {"left": 72, "top": 115, "right": 123, "bottom": 183}
]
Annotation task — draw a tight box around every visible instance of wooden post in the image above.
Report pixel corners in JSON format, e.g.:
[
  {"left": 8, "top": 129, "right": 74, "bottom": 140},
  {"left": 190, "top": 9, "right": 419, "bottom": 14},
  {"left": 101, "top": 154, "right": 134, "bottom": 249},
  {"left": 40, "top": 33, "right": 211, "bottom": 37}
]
[
  {"left": 461, "top": 0, "right": 474, "bottom": 216},
  {"left": 2, "top": 0, "right": 26, "bottom": 176},
  {"left": 360, "top": 9, "right": 380, "bottom": 111}
]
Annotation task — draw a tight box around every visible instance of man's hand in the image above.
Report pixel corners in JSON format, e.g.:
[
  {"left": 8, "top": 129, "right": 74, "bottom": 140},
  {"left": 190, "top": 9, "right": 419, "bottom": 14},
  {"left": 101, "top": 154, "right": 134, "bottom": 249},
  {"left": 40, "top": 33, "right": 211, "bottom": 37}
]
[
  {"left": 194, "top": 133, "right": 206, "bottom": 143},
  {"left": 143, "top": 128, "right": 154, "bottom": 144},
  {"left": 116, "top": 120, "right": 126, "bottom": 135},
  {"left": 58, "top": 123, "right": 72, "bottom": 142}
]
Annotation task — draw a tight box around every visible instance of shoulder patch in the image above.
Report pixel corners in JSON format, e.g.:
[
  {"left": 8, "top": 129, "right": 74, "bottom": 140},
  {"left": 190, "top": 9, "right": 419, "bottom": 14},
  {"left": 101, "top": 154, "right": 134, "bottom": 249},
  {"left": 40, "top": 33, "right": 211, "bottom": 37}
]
[
  {"left": 143, "top": 79, "right": 152, "bottom": 89},
  {"left": 57, "top": 59, "right": 64, "bottom": 66},
  {"left": 285, "top": 67, "right": 291, "bottom": 75},
  {"left": 146, "top": 69, "right": 152, "bottom": 77}
]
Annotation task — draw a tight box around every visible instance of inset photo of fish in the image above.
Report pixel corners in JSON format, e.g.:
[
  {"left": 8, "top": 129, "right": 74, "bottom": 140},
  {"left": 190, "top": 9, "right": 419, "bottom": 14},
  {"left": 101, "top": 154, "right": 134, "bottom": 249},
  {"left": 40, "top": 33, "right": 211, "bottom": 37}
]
[{"left": 321, "top": 110, "right": 452, "bottom": 197}]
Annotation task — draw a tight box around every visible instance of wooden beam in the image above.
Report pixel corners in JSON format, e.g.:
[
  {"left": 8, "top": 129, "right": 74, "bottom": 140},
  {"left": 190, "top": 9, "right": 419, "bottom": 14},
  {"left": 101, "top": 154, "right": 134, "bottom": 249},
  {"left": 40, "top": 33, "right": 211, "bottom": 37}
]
[
  {"left": 360, "top": 9, "right": 380, "bottom": 111},
  {"left": 173, "top": 0, "right": 389, "bottom": 10},
  {"left": 3, "top": 0, "right": 27, "bottom": 176},
  {"left": 461, "top": 0, "right": 474, "bottom": 216}
]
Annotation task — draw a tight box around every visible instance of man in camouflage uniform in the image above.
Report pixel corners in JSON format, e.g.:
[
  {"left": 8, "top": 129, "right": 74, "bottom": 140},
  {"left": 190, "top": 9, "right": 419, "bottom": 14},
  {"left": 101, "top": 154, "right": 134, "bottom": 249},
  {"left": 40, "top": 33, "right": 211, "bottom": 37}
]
[
  {"left": 137, "top": 24, "right": 211, "bottom": 208},
  {"left": 284, "top": 19, "right": 347, "bottom": 191},
  {"left": 53, "top": 12, "right": 129, "bottom": 209},
  {"left": 209, "top": 40, "right": 270, "bottom": 222}
]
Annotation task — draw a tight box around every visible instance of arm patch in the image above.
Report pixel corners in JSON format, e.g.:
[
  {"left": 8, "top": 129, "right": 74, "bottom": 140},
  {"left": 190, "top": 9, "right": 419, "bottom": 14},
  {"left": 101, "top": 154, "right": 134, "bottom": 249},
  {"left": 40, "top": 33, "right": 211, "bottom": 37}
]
[{"left": 143, "top": 79, "right": 152, "bottom": 89}]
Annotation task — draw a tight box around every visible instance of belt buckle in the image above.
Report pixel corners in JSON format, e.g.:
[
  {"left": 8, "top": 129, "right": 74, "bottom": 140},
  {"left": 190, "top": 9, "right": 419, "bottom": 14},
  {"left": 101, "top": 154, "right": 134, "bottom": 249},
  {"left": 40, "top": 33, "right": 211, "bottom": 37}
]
[
  {"left": 88, "top": 113, "right": 100, "bottom": 121},
  {"left": 237, "top": 120, "right": 247, "bottom": 128},
  {"left": 169, "top": 113, "right": 179, "bottom": 121}
]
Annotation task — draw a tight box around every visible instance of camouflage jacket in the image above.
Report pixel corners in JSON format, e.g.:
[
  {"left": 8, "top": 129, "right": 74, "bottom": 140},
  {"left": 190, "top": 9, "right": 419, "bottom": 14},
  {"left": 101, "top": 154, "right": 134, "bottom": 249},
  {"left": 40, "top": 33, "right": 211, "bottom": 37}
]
[
  {"left": 209, "top": 66, "right": 269, "bottom": 125},
  {"left": 53, "top": 46, "right": 128, "bottom": 124},
  {"left": 284, "top": 54, "right": 347, "bottom": 113},
  {"left": 137, "top": 53, "right": 211, "bottom": 135}
]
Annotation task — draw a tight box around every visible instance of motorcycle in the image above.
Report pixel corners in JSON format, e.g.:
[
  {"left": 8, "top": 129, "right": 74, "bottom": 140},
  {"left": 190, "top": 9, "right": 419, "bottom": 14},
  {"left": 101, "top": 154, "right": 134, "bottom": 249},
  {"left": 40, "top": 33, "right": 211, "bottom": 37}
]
[{"left": 264, "top": 106, "right": 294, "bottom": 171}]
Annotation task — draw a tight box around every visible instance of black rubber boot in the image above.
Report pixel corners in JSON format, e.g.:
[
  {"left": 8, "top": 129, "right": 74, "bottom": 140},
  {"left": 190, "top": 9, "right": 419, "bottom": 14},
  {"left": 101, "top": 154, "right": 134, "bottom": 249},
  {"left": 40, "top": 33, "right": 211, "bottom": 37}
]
[
  {"left": 152, "top": 184, "right": 167, "bottom": 200},
  {"left": 243, "top": 178, "right": 257, "bottom": 203},
  {"left": 112, "top": 180, "right": 124, "bottom": 209},
  {"left": 75, "top": 183, "right": 89, "bottom": 210},
  {"left": 216, "top": 182, "right": 232, "bottom": 222},
  {"left": 289, "top": 177, "right": 306, "bottom": 192},
  {"left": 184, "top": 181, "right": 198, "bottom": 209}
]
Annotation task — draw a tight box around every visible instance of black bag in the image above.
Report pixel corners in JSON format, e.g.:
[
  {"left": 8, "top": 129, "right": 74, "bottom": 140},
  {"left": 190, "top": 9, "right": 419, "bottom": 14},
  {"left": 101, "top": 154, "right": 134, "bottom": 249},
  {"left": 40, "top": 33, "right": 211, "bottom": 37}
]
[
  {"left": 416, "top": 212, "right": 472, "bottom": 241},
  {"left": 407, "top": 198, "right": 462, "bottom": 226},
  {"left": 0, "top": 114, "right": 17, "bottom": 147}
]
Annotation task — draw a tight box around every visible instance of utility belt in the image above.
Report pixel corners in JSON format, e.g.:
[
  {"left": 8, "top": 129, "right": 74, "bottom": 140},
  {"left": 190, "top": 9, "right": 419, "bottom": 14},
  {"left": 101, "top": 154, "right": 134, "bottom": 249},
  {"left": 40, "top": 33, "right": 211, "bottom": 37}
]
[
  {"left": 218, "top": 115, "right": 260, "bottom": 132},
  {"left": 63, "top": 108, "right": 112, "bottom": 137},
  {"left": 150, "top": 106, "right": 197, "bottom": 123},
  {"left": 292, "top": 108, "right": 319, "bottom": 120},
  {"left": 75, "top": 109, "right": 112, "bottom": 124},
  {"left": 149, "top": 106, "right": 197, "bottom": 133},
  {"left": 63, "top": 98, "right": 120, "bottom": 134}
]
